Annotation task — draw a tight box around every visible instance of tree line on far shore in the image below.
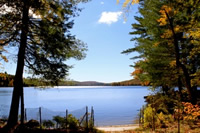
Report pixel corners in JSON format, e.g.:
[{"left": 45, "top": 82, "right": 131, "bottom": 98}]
[{"left": 0, "top": 72, "right": 143, "bottom": 87}]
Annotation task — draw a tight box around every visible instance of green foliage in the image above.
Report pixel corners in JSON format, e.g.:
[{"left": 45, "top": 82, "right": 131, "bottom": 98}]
[
  {"left": 58, "top": 80, "right": 76, "bottom": 86},
  {"left": 143, "top": 105, "right": 174, "bottom": 129},
  {"left": 42, "top": 120, "right": 53, "bottom": 128},
  {"left": 67, "top": 114, "right": 79, "bottom": 129},
  {"left": 25, "top": 119, "right": 40, "bottom": 128},
  {"left": 122, "top": 0, "right": 178, "bottom": 90},
  {"left": 52, "top": 114, "right": 79, "bottom": 129},
  {"left": 0, "top": 0, "right": 88, "bottom": 85},
  {"left": 123, "top": 0, "right": 200, "bottom": 103},
  {"left": 111, "top": 79, "right": 141, "bottom": 86},
  {"left": 145, "top": 92, "right": 177, "bottom": 114},
  {"left": 53, "top": 116, "right": 65, "bottom": 129},
  {"left": 143, "top": 105, "right": 156, "bottom": 128},
  {"left": 1, "top": 0, "right": 88, "bottom": 127},
  {"left": 42, "top": 120, "right": 55, "bottom": 129},
  {"left": 142, "top": 91, "right": 179, "bottom": 130},
  {"left": 157, "top": 112, "right": 174, "bottom": 128}
]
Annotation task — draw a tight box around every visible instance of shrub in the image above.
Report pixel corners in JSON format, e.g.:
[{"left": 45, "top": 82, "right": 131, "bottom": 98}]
[
  {"left": 143, "top": 104, "right": 157, "bottom": 128},
  {"left": 143, "top": 105, "right": 174, "bottom": 129},
  {"left": 67, "top": 114, "right": 79, "bottom": 129},
  {"left": 25, "top": 119, "right": 40, "bottom": 128},
  {"left": 42, "top": 120, "right": 55, "bottom": 129},
  {"left": 53, "top": 116, "right": 65, "bottom": 128},
  {"left": 52, "top": 114, "right": 80, "bottom": 130}
]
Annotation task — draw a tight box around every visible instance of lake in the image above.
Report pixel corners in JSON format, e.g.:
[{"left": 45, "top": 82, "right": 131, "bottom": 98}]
[{"left": 0, "top": 86, "right": 150, "bottom": 126}]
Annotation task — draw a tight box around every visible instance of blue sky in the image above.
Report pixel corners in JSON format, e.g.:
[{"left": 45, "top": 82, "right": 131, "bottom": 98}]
[
  {"left": 1, "top": 0, "right": 139, "bottom": 83},
  {"left": 68, "top": 0, "right": 139, "bottom": 83}
]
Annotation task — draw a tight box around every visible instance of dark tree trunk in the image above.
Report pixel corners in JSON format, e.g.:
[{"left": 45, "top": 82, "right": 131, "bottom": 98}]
[
  {"left": 164, "top": 11, "right": 196, "bottom": 104},
  {"left": 6, "top": 0, "right": 29, "bottom": 129}
]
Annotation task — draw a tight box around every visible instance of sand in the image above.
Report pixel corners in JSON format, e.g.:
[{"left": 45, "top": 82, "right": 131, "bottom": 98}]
[{"left": 96, "top": 124, "right": 139, "bottom": 132}]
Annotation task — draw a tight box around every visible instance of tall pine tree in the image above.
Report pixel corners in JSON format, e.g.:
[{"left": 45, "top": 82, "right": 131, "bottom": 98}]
[
  {"left": 0, "top": 0, "right": 88, "bottom": 130},
  {"left": 123, "top": 0, "right": 200, "bottom": 103}
]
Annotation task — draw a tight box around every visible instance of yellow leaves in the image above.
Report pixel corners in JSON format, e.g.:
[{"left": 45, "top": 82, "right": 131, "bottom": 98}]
[
  {"left": 191, "top": 72, "right": 200, "bottom": 86},
  {"left": 0, "top": 40, "right": 5, "bottom": 44},
  {"left": 157, "top": 17, "right": 167, "bottom": 26},
  {"left": 161, "top": 26, "right": 181, "bottom": 39},
  {"left": 170, "top": 60, "right": 176, "bottom": 67},
  {"left": 0, "top": 45, "right": 8, "bottom": 62},
  {"left": 123, "top": 0, "right": 130, "bottom": 7},
  {"left": 161, "top": 29, "right": 172, "bottom": 38},
  {"left": 1, "top": 55, "right": 8, "bottom": 62},
  {"left": 188, "top": 28, "right": 200, "bottom": 39},
  {"left": 132, "top": 0, "right": 139, "bottom": 5},
  {"left": 174, "top": 26, "right": 180, "bottom": 32},
  {"left": 153, "top": 42, "right": 159, "bottom": 47},
  {"left": 117, "top": 0, "right": 139, "bottom": 7},
  {"left": 157, "top": 5, "right": 176, "bottom": 26},
  {"left": 0, "top": 53, "right": 8, "bottom": 62},
  {"left": 190, "top": 46, "right": 200, "bottom": 57}
]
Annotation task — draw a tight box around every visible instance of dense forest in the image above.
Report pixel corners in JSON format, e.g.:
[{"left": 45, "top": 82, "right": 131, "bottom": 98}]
[
  {"left": 0, "top": 72, "right": 142, "bottom": 86},
  {"left": 0, "top": 72, "right": 111, "bottom": 86},
  {"left": 0, "top": 72, "right": 44, "bottom": 87},
  {"left": 111, "top": 79, "right": 141, "bottom": 86}
]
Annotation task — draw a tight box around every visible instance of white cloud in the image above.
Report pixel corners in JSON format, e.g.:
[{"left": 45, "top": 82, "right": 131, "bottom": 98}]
[
  {"left": 98, "top": 11, "right": 122, "bottom": 25},
  {"left": 100, "top": 2, "right": 104, "bottom": 5}
]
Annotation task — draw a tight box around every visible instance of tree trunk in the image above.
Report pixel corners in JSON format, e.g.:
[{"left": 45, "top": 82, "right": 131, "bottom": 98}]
[
  {"left": 164, "top": 11, "right": 196, "bottom": 104},
  {"left": 6, "top": 0, "right": 29, "bottom": 129}
]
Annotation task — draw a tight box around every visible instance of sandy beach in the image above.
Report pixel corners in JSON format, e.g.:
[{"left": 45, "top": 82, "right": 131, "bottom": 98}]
[{"left": 96, "top": 124, "right": 139, "bottom": 132}]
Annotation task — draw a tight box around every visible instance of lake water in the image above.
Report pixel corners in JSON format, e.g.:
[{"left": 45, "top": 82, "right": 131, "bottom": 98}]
[{"left": 0, "top": 86, "right": 150, "bottom": 126}]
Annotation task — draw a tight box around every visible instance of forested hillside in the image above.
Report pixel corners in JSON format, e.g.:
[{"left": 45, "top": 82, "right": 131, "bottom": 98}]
[
  {"left": 0, "top": 73, "right": 110, "bottom": 86},
  {"left": 111, "top": 79, "right": 141, "bottom": 86}
]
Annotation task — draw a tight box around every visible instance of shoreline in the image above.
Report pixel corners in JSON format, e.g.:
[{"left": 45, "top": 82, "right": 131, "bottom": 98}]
[{"left": 96, "top": 124, "right": 139, "bottom": 132}]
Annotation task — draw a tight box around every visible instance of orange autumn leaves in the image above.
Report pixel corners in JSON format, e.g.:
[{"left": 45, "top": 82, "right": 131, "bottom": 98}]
[
  {"left": 131, "top": 65, "right": 142, "bottom": 79},
  {"left": 131, "top": 63, "right": 150, "bottom": 86},
  {"left": 175, "top": 102, "right": 200, "bottom": 121},
  {"left": 182, "top": 102, "right": 200, "bottom": 121}
]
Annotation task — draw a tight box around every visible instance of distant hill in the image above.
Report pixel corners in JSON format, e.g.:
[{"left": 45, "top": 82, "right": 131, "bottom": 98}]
[
  {"left": 0, "top": 72, "right": 140, "bottom": 87},
  {"left": 74, "top": 81, "right": 110, "bottom": 86},
  {"left": 58, "top": 81, "right": 110, "bottom": 86},
  {"left": 111, "top": 79, "right": 141, "bottom": 86},
  {"left": 0, "top": 72, "right": 110, "bottom": 86}
]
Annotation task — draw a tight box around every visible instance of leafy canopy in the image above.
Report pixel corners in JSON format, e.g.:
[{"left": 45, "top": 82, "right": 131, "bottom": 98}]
[{"left": 0, "top": 0, "right": 87, "bottom": 84}]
